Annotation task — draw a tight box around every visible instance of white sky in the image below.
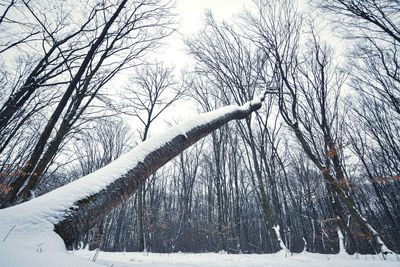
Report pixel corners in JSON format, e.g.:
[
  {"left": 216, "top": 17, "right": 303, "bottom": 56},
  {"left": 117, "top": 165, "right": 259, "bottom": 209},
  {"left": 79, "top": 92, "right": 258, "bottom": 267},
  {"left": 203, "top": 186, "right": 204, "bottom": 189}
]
[{"left": 158, "top": 0, "right": 252, "bottom": 70}]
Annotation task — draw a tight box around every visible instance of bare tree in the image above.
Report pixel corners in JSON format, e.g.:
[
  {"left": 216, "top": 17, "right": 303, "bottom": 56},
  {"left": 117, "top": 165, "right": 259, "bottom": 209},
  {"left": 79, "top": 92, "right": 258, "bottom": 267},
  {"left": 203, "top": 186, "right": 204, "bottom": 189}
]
[
  {"left": 0, "top": 0, "right": 175, "bottom": 207},
  {"left": 244, "top": 0, "right": 385, "bottom": 253},
  {"left": 317, "top": 0, "right": 400, "bottom": 252},
  {"left": 186, "top": 11, "right": 281, "bottom": 252},
  {"left": 119, "top": 62, "right": 184, "bottom": 251}
]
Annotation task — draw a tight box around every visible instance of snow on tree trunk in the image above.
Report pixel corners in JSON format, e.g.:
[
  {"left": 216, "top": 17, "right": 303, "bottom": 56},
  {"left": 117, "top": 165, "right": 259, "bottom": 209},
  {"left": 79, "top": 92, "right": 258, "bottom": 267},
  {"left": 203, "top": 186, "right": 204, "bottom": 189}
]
[{"left": 0, "top": 97, "right": 264, "bottom": 249}]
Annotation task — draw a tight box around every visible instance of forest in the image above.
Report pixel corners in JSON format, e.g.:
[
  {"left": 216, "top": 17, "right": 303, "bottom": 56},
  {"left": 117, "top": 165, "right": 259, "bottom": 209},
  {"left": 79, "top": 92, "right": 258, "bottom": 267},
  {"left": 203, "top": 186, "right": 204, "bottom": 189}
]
[{"left": 0, "top": 0, "right": 399, "bottom": 257}]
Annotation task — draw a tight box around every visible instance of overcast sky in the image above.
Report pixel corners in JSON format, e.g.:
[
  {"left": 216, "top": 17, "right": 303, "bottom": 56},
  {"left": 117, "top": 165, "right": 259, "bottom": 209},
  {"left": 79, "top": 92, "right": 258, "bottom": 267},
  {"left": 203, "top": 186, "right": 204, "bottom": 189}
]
[{"left": 158, "top": 0, "right": 251, "bottom": 69}]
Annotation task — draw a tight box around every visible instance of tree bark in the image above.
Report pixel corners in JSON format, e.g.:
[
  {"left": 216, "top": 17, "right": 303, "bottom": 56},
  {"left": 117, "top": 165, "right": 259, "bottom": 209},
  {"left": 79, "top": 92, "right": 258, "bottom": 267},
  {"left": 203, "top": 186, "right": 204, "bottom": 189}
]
[{"left": 54, "top": 99, "right": 263, "bottom": 248}]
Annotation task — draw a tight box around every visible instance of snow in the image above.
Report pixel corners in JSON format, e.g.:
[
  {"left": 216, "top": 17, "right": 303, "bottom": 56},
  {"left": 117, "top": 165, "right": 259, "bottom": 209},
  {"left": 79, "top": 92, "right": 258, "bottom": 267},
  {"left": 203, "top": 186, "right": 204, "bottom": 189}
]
[
  {"left": 69, "top": 250, "right": 400, "bottom": 267},
  {"left": 273, "top": 225, "right": 289, "bottom": 253},
  {"left": 0, "top": 98, "right": 263, "bottom": 266}
]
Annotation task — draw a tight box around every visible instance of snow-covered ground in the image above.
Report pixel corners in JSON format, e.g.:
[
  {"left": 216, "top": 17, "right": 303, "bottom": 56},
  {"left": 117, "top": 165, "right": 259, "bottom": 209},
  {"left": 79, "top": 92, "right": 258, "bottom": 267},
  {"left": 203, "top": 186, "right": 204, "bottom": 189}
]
[
  {"left": 70, "top": 250, "right": 400, "bottom": 267},
  {"left": 2, "top": 239, "right": 399, "bottom": 267}
]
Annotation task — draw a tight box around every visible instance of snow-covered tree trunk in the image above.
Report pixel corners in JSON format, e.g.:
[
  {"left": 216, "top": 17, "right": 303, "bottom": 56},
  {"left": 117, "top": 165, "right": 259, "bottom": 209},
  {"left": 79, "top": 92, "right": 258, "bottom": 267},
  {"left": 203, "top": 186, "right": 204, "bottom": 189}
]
[{"left": 53, "top": 98, "right": 263, "bottom": 247}]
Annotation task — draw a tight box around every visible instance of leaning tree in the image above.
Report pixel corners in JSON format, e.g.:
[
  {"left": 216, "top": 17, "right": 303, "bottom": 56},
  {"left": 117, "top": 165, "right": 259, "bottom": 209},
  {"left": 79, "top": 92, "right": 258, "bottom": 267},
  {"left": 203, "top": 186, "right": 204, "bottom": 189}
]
[{"left": 0, "top": 96, "right": 265, "bottom": 249}]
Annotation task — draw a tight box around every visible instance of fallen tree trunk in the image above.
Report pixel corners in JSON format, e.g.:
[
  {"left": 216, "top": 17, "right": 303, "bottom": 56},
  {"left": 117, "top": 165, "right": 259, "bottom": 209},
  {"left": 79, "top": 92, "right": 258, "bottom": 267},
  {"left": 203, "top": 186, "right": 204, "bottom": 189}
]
[{"left": 50, "top": 97, "right": 263, "bottom": 247}]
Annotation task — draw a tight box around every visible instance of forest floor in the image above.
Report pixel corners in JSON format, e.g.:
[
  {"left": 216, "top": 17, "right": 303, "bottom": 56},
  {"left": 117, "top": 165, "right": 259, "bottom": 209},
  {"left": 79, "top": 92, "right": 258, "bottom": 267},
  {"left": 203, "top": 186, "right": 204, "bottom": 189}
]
[{"left": 71, "top": 249, "right": 400, "bottom": 267}]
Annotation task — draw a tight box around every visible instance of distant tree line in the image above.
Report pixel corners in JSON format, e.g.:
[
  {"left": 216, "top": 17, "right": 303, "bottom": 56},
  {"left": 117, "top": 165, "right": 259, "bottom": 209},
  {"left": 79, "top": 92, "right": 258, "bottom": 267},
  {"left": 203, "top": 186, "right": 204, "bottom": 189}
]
[{"left": 0, "top": 0, "right": 399, "bottom": 255}]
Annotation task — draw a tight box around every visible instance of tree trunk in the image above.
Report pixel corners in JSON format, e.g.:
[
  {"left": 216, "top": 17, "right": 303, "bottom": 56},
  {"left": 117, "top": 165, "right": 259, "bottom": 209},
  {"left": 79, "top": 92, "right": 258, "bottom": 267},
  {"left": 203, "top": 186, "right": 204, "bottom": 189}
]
[
  {"left": 289, "top": 122, "right": 382, "bottom": 253},
  {"left": 0, "top": 0, "right": 128, "bottom": 208},
  {"left": 54, "top": 99, "right": 263, "bottom": 248}
]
